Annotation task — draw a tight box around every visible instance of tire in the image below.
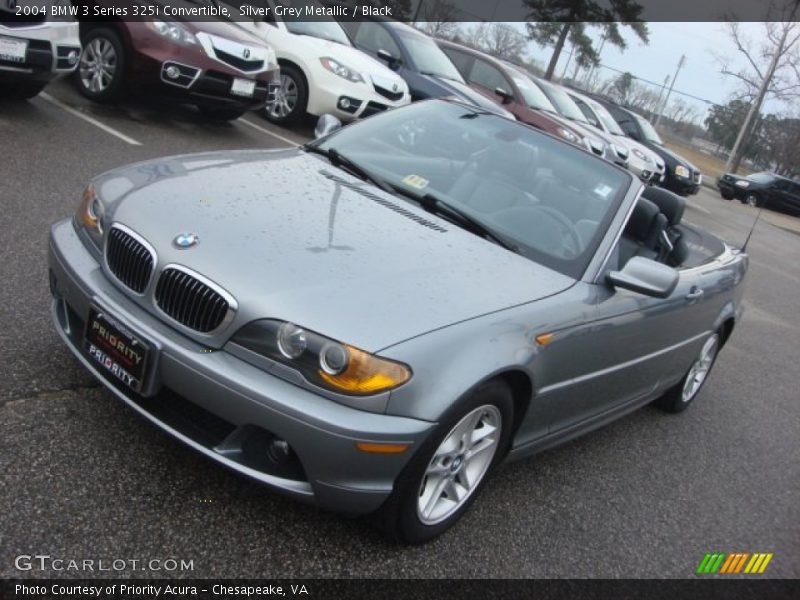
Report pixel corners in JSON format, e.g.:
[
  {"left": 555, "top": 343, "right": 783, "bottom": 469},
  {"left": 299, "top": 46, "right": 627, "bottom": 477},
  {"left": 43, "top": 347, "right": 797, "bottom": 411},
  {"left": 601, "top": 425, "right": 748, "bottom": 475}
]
[
  {"left": 743, "top": 194, "right": 762, "bottom": 208},
  {"left": 263, "top": 64, "right": 307, "bottom": 124},
  {"left": 198, "top": 106, "right": 245, "bottom": 121},
  {"left": 74, "top": 27, "right": 126, "bottom": 103},
  {"left": 376, "top": 379, "right": 514, "bottom": 543},
  {"left": 654, "top": 332, "right": 720, "bottom": 413},
  {"left": 0, "top": 81, "right": 46, "bottom": 100}
]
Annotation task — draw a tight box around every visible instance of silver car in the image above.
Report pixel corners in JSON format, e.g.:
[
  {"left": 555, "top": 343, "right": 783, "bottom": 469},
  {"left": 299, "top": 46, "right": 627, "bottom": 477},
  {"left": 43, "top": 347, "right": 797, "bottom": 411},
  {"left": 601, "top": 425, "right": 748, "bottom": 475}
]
[{"left": 48, "top": 100, "right": 747, "bottom": 542}]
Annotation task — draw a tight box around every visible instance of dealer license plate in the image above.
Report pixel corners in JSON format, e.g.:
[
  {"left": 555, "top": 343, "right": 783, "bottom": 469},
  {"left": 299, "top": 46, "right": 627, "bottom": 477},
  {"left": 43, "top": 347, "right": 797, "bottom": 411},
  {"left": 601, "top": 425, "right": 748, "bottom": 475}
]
[
  {"left": 0, "top": 36, "right": 27, "bottom": 63},
  {"left": 231, "top": 77, "right": 256, "bottom": 98},
  {"left": 84, "top": 308, "right": 150, "bottom": 393}
]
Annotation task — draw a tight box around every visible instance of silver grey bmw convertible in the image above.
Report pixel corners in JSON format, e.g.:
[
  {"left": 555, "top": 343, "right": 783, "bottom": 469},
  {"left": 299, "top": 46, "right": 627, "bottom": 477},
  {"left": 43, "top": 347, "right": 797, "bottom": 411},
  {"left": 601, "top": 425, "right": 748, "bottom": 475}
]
[{"left": 49, "top": 99, "right": 747, "bottom": 542}]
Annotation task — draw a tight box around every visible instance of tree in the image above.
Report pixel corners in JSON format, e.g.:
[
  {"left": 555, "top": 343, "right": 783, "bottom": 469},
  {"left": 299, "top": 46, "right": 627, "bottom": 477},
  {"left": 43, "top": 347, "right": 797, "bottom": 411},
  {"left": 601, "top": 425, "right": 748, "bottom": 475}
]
[
  {"left": 716, "top": 1, "right": 800, "bottom": 172},
  {"left": 481, "top": 24, "right": 528, "bottom": 63},
  {"left": 414, "top": 0, "right": 459, "bottom": 39},
  {"left": 524, "top": 1, "right": 649, "bottom": 80},
  {"left": 608, "top": 72, "right": 634, "bottom": 104}
]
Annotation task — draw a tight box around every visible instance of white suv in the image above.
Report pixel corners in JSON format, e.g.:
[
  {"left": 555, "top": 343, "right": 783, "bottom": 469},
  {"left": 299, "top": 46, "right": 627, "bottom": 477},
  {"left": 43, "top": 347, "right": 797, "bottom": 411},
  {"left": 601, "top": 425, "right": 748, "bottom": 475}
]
[
  {"left": 238, "top": 0, "right": 410, "bottom": 124},
  {"left": 0, "top": 3, "right": 80, "bottom": 99}
]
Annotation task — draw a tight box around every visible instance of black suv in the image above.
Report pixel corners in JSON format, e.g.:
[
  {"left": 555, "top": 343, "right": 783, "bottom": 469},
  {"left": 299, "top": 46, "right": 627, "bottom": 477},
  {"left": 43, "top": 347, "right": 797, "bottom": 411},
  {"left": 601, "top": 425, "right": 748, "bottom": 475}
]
[
  {"left": 717, "top": 171, "right": 800, "bottom": 214},
  {"left": 591, "top": 97, "right": 701, "bottom": 196}
]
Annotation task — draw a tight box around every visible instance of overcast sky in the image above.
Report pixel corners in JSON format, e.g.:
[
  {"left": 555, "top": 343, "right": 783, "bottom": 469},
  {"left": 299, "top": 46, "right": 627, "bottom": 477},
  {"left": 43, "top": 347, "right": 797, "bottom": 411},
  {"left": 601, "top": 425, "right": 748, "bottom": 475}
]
[{"left": 524, "top": 22, "right": 790, "bottom": 119}]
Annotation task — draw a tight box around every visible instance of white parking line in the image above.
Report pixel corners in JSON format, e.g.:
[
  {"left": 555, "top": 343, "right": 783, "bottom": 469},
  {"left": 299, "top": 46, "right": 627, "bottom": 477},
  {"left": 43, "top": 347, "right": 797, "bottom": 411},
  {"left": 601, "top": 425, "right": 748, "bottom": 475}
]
[
  {"left": 238, "top": 117, "right": 302, "bottom": 146},
  {"left": 40, "top": 92, "right": 142, "bottom": 146}
]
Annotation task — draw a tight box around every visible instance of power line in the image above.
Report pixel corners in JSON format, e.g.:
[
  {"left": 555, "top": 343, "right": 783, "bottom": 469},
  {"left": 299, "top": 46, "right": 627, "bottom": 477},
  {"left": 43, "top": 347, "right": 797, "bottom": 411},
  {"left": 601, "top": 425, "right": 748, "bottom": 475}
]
[{"left": 590, "top": 62, "right": 718, "bottom": 106}]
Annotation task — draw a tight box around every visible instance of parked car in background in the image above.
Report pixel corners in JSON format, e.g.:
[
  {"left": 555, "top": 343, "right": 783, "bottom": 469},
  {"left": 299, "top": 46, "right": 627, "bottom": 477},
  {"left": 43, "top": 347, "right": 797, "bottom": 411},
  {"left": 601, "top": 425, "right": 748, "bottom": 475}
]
[
  {"left": 236, "top": 0, "right": 409, "bottom": 123},
  {"left": 568, "top": 89, "right": 665, "bottom": 184},
  {"left": 524, "top": 75, "right": 626, "bottom": 167},
  {"left": 436, "top": 39, "right": 596, "bottom": 153},
  {"left": 74, "top": 16, "right": 279, "bottom": 121},
  {"left": 332, "top": 16, "right": 512, "bottom": 117},
  {"left": 0, "top": 6, "right": 81, "bottom": 100},
  {"left": 49, "top": 99, "right": 747, "bottom": 543},
  {"left": 591, "top": 97, "right": 702, "bottom": 196},
  {"left": 717, "top": 171, "right": 800, "bottom": 213}
]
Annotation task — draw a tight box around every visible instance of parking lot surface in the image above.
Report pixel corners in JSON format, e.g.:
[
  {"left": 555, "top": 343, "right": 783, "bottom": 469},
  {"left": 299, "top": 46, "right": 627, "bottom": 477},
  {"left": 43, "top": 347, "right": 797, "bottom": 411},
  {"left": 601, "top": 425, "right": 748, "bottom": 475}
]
[{"left": 1, "top": 80, "right": 798, "bottom": 578}]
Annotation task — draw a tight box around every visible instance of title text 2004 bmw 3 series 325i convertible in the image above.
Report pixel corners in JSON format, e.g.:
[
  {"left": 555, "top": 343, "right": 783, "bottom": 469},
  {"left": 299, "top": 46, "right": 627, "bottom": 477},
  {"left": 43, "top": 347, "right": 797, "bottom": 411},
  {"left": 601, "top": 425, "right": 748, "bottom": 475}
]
[{"left": 49, "top": 100, "right": 747, "bottom": 542}]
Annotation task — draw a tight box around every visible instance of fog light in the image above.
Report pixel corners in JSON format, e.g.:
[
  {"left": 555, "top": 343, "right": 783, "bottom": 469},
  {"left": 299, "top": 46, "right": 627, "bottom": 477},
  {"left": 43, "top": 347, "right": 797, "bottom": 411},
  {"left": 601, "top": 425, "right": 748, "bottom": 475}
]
[
  {"left": 165, "top": 65, "right": 181, "bottom": 80},
  {"left": 268, "top": 438, "right": 291, "bottom": 464},
  {"left": 338, "top": 97, "right": 351, "bottom": 110},
  {"left": 67, "top": 50, "right": 79, "bottom": 65}
]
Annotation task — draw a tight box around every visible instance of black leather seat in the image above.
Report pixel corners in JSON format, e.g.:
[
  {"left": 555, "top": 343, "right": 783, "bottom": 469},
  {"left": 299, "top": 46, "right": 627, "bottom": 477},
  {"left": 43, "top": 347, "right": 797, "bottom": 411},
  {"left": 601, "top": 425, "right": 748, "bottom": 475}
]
[
  {"left": 641, "top": 186, "right": 687, "bottom": 265},
  {"left": 619, "top": 197, "right": 668, "bottom": 266}
]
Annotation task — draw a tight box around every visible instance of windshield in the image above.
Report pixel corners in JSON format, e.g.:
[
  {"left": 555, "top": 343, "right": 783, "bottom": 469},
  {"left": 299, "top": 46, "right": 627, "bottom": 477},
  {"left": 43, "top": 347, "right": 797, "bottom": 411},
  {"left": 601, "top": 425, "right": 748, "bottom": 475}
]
[
  {"left": 508, "top": 68, "right": 557, "bottom": 112},
  {"left": 748, "top": 172, "right": 778, "bottom": 183},
  {"left": 588, "top": 100, "right": 625, "bottom": 135},
  {"left": 632, "top": 113, "right": 663, "bottom": 144},
  {"left": 399, "top": 30, "right": 463, "bottom": 81},
  {"left": 312, "top": 101, "right": 632, "bottom": 278},
  {"left": 536, "top": 80, "right": 589, "bottom": 123},
  {"left": 279, "top": 0, "right": 352, "bottom": 45}
]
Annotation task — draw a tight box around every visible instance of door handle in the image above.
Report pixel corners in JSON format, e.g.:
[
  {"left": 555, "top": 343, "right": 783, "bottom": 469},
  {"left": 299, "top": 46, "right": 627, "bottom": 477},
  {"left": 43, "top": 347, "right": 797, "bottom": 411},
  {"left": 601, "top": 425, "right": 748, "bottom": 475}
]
[{"left": 685, "top": 288, "right": 704, "bottom": 301}]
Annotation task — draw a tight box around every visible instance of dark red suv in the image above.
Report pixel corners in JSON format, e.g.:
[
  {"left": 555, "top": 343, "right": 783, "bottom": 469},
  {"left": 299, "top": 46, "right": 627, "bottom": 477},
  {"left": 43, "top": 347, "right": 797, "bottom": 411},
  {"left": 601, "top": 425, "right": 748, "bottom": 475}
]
[{"left": 75, "top": 15, "right": 279, "bottom": 120}]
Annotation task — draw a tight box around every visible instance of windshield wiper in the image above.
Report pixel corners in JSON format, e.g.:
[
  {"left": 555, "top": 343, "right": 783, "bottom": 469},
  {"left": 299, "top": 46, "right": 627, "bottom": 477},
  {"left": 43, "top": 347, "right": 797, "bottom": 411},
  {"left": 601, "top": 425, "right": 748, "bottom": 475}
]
[
  {"left": 392, "top": 187, "right": 518, "bottom": 252},
  {"left": 305, "top": 146, "right": 395, "bottom": 194}
]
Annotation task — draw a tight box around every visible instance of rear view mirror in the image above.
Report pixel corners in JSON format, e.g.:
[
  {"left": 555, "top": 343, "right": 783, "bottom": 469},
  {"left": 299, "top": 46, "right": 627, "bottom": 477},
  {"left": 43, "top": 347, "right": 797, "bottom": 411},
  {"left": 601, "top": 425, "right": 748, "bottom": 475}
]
[
  {"left": 377, "top": 49, "right": 401, "bottom": 69},
  {"left": 494, "top": 87, "right": 513, "bottom": 104},
  {"left": 607, "top": 256, "right": 678, "bottom": 298},
  {"left": 314, "top": 114, "right": 342, "bottom": 139}
]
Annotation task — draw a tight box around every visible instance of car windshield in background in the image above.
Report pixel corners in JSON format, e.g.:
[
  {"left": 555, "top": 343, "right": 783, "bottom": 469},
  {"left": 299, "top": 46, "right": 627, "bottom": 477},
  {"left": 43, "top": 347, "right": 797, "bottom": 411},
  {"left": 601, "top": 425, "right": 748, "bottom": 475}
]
[
  {"left": 510, "top": 70, "right": 557, "bottom": 112},
  {"left": 537, "top": 80, "right": 589, "bottom": 123},
  {"left": 399, "top": 31, "right": 464, "bottom": 82},
  {"left": 633, "top": 113, "right": 664, "bottom": 144},
  {"left": 591, "top": 101, "right": 626, "bottom": 135},
  {"left": 313, "top": 101, "right": 631, "bottom": 279},
  {"left": 280, "top": 1, "right": 352, "bottom": 45},
  {"left": 747, "top": 172, "right": 778, "bottom": 183}
]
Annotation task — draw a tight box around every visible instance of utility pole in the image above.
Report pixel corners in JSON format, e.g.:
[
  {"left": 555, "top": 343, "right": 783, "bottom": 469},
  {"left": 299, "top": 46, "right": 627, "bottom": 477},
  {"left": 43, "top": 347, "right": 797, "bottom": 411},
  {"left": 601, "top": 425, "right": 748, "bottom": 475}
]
[
  {"left": 654, "top": 54, "right": 685, "bottom": 128},
  {"left": 559, "top": 41, "right": 576, "bottom": 82},
  {"left": 653, "top": 74, "right": 670, "bottom": 120},
  {"left": 583, "top": 30, "right": 609, "bottom": 89},
  {"left": 724, "top": 25, "right": 789, "bottom": 174}
]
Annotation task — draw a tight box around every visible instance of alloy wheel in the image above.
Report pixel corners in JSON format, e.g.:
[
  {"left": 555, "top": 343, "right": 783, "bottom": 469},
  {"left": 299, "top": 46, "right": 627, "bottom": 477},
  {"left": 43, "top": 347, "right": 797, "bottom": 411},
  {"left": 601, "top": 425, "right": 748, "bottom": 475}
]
[
  {"left": 80, "top": 37, "right": 117, "bottom": 93},
  {"left": 745, "top": 194, "right": 759, "bottom": 207},
  {"left": 416, "top": 404, "right": 502, "bottom": 525},
  {"left": 266, "top": 74, "right": 298, "bottom": 119},
  {"left": 681, "top": 334, "right": 719, "bottom": 403}
]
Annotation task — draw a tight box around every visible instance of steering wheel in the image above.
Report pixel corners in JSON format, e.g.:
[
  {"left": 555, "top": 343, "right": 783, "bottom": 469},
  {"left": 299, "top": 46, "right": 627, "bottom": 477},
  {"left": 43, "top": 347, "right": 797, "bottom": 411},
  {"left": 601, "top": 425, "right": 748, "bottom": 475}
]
[{"left": 528, "top": 206, "right": 583, "bottom": 258}]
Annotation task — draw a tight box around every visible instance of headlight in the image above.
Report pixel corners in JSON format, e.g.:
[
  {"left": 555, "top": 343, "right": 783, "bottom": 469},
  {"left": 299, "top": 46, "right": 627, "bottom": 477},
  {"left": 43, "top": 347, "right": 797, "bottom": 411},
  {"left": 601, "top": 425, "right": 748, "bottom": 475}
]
[
  {"left": 674, "top": 165, "right": 690, "bottom": 178},
  {"left": 611, "top": 144, "right": 629, "bottom": 160},
  {"left": 76, "top": 184, "right": 105, "bottom": 249},
  {"left": 735, "top": 180, "right": 750, "bottom": 188},
  {"left": 586, "top": 137, "right": 605, "bottom": 155},
  {"left": 632, "top": 148, "right": 650, "bottom": 162},
  {"left": 320, "top": 57, "right": 364, "bottom": 83},
  {"left": 232, "top": 320, "right": 411, "bottom": 396},
  {"left": 556, "top": 127, "right": 579, "bottom": 144},
  {"left": 147, "top": 21, "right": 199, "bottom": 47}
]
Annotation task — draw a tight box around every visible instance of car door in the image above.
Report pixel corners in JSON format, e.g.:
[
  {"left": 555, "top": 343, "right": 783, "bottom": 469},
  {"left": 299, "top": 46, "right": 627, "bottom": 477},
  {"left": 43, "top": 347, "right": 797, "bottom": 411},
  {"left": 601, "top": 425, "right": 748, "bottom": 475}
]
[{"left": 540, "top": 243, "right": 717, "bottom": 433}]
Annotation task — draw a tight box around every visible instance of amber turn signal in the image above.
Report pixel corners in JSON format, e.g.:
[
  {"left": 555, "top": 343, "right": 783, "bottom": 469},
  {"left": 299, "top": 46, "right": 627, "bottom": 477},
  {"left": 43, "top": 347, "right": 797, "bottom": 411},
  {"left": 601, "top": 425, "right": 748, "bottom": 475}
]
[{"left": 355, "top": 442, "right": 410, "bottom": 454}]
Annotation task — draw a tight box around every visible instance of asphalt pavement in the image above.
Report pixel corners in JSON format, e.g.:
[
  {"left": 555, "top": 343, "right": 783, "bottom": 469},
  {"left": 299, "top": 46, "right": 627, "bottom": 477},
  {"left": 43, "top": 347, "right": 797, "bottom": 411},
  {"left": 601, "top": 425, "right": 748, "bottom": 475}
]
[{"left": 1, "top": 80, "right": 798, "bottom": 579}]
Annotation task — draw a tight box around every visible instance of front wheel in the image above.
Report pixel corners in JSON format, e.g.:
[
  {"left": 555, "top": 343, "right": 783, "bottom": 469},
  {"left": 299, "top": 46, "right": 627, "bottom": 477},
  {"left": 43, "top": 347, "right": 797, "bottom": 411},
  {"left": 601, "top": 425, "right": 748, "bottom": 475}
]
[
  {"left": 75, "top": 28, "right": 126, "bottom": 103},
  {"left": 263, "top": 65, "right": 307, "bottom": 124},
  {"left": 743, "top": 194, "right": 762, "bottom": 208},
  {"left": 654, "top": 332, "right": 720, "bottom": 413},
  {"left": 377, "top": 379, "right": 513, "bottom": 543}
]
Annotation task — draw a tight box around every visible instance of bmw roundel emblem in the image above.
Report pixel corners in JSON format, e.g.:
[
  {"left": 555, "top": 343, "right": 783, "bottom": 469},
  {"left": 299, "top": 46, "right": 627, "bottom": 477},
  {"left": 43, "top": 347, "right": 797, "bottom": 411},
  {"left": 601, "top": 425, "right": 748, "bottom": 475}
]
[{"left": 174, "top": 233, "right": 199, "bottom": 249}]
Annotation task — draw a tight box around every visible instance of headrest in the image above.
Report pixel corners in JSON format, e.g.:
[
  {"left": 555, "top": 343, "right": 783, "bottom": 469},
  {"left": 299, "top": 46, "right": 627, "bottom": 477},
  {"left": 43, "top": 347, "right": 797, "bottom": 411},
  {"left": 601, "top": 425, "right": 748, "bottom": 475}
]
[
  {"left": 641, "top": 186, "right": 686, "bottom": 226},
  {"left": 625, "top": 197, "right": 660, "bottom": 242}
]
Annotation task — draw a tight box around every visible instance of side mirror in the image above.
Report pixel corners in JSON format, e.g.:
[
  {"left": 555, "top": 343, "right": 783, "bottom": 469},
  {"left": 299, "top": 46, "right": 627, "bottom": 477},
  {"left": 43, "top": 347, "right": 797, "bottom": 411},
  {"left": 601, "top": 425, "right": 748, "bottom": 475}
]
[
  {"left": 494, "top": 87, "right": 513, "bottom": 104},
  {"left": 606, "top": 256, "right": 678, "bottom": 298},
  {"left": 314, "top": 114, "right": 342, "bottom": 139},
  {"left": 377, "top": 49, "right": 401, "bottom": 69}
]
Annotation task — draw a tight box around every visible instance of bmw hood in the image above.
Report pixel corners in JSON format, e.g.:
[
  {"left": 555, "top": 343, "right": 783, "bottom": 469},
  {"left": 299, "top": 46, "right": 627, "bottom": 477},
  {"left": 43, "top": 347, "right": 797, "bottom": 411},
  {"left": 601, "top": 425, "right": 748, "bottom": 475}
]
[{"left": 93, "top": 150, "right": 574, "bottom": 352}]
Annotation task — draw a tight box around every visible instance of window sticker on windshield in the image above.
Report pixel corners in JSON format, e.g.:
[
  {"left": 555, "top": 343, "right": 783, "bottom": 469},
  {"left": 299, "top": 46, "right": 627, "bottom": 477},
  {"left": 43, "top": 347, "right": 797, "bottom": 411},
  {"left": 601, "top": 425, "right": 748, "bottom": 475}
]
[
  {"left": 403, "top": 174, "right": 429, "bottom": 189},
  {"left": 594, "top": 183, "right": 614, "bottom": 198}
]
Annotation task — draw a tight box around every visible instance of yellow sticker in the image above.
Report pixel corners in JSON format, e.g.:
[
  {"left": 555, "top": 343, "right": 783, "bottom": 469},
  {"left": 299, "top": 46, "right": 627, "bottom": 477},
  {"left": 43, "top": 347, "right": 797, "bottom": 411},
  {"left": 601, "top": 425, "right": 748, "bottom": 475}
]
[{"left": 402, "top": 174, "right": 429, "bottom": 189}]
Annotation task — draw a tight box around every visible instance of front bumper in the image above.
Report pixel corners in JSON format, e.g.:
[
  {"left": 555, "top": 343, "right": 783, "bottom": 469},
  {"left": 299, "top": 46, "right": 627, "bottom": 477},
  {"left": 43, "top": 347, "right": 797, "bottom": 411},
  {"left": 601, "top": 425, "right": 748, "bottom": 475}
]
[
  {"left": 304, "top": 68, "right": 410, "bottom": 122},
  {"left": 48, "top": 219, "right": 434, "bottom": 515},
  {"left": 0, "top": 22, "right": 80, "bottom": 82}
]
